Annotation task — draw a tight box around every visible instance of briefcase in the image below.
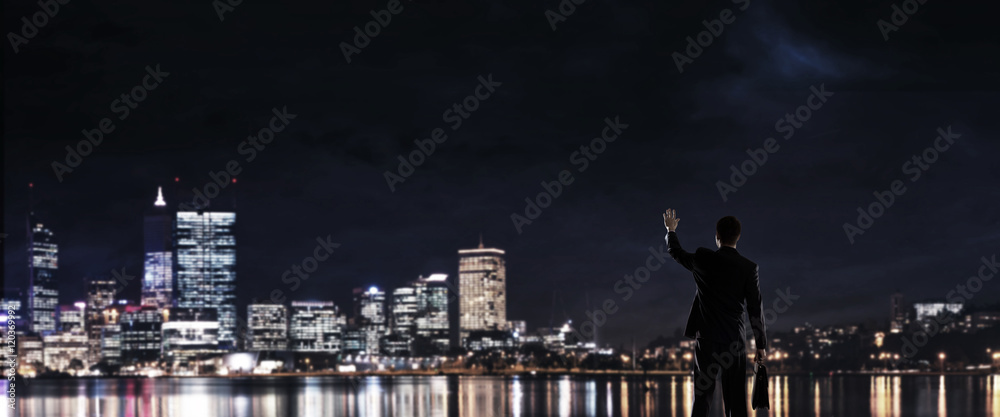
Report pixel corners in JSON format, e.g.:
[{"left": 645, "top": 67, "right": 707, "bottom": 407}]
[{"left": 751, "top": 362, "right": 769, "bottom": 410}]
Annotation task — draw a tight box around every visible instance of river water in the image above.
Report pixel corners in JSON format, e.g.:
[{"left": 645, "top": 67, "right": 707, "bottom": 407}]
[{"left": 5, "top": 374, "right": 999, "bottom": 416}]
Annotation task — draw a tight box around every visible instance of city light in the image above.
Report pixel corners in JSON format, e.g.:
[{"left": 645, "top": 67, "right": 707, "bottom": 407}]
[{"left": 425, "top": 273, "right": 448, "bottom": 281}]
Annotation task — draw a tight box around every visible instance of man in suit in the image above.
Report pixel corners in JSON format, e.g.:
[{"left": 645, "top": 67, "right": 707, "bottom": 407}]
[{"left": 662, "top": 209, "right": 766, "bottom": 417}]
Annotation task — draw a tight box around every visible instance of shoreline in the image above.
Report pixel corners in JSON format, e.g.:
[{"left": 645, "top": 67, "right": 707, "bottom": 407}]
[{"left": 20, "top": 369, "right": 998, "bottom": 380}]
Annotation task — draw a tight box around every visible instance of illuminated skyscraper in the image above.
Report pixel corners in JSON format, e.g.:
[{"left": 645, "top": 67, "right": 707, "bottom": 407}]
[
  {"left": 458, "top": 239, "right": 506, "bottom": 344},
  {"left": 174, "top": 211, "right": 237, "bottom": 350},
  {"left": 390, "top": 286, "right": 418, "bottom": 340},
  {"left": 248, "top": 303, "right": 288, "bottom": 351},
  {"left": 97, "top": 305, "right": 124, "bottom": 365},
  {"left": 290, "top": 301, "right": 344, "bottom": 352},
  {"left": 28, "top": 214, "right": 59, "bottom": 335},
  {"left": 142, "top": 187, "right": 173, "bottom": 309},
  {"left": 353, "top": 286, "right": 386, "bottom": 355},
  {"left": 412, "top": 274, "right": 450, "bottom": 356},
  {"left": 387, "top": 285, "right": 419, "bottom": 356},
  {"left": 85, "top": 278, "right": 116, "bottom": 363}
]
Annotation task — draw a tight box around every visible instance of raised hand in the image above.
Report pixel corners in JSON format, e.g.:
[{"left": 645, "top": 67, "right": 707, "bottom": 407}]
[{"left": 663, "top": 208, "right": 680, "bottom": 232}]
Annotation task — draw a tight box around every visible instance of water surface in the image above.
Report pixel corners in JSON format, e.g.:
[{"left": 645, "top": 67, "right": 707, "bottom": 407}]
[{"left": 6, "top": 374, "right": 1000, "bottom": 416}]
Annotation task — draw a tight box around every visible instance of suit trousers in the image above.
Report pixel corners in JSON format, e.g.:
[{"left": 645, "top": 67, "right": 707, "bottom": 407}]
[{"left": 691, "top": 338, "right": 748, "bottom": 417}]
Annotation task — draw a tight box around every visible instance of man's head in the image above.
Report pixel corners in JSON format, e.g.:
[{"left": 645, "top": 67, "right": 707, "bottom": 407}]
[{"left": 715, "top": 216, "right": 741, "bottom": 248}]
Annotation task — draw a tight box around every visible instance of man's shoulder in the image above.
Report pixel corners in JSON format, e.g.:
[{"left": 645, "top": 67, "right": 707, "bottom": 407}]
[
  {"left": 736, "top": 252, "right": 758, "bottom": 270},
  {"left": 694, "top": 247, "right": 714, "bottom": 257},
  {"left": 706, "top": 248, "right": 758, "bottom": 269},
  {"left": 736, "top": 251, "right": 757, "bottom": 265}
]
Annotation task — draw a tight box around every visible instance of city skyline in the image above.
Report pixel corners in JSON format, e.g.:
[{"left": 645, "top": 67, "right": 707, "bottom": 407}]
[
  {"left": 4, "top": 182, "right": 1000, "bottom": 375},
  {"left": 5, "top": 181, "right": 1000, "bottom": 349}
]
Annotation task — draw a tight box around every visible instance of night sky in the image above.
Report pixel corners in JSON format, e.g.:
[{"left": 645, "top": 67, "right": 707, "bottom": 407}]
[{"left": 4, "top": 0, "right": 999, "bottom": 348}]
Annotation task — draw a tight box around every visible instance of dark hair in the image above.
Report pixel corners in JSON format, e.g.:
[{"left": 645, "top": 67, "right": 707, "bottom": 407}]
[{"left": 716, "top": 216, "right": 741, "bottom": 246}]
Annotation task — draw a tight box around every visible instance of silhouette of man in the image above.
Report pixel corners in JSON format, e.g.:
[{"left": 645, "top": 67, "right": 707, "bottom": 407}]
[{"left": 662, "top": 209, "right": 766, "bottom": 417}]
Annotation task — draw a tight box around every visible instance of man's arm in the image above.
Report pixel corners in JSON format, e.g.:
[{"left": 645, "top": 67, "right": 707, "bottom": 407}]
[
  {"left": 746, "top": 265, "right": 767, "bottom": 351},
  {"left": 663, "top": 209, "right": 697, "bottom": 271}
]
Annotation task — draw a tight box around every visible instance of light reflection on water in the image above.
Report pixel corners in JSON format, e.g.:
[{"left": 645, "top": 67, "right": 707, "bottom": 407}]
[{"left": 4, "top": 374, "right": 999, "bottom": 417}]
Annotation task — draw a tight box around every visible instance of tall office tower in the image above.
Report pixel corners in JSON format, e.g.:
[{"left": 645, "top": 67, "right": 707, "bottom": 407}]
[
  {"left": 412, "top": 274, "right": 450, "bottom": 356},
  {"left": 458, "top": 239, "right": 506, "bottom": 344},
  {"left": 97, "top": 306, "right": 124, "bottom": 365},
  {"left": 387, "top": 286, "right": 418, "bottom": 356},
  {"left": 890, "top": 292, "right": 906, "bottom": 333},
  {"left": 120, "top": 305, "right": 164, "bottom": 364},
  {"left": 58, "top": 303, "right": 85, "bottom": 332},
  {"left": 247, "top": 303, "right": 288, "bottom": 351},
  {"left": 174, "top": 211, "right": 237, "bottom": 350},
  {"left": 28, "top": 215, "right": 59, "bottom": 335},
  {"left": 391, "top": 286, "right": 418, "bottom": 340},
  {"left": 85, "top": 278, "right": 116, "bottom": 363},
  {"left": 353, "top": 286, "right": 386, "bottom": 355},
  {"left": 290, "top": 301, "right": 344, "bottom": 352},
  {"left": 142, "top": 187, "right": 174, "bottom": 309}
]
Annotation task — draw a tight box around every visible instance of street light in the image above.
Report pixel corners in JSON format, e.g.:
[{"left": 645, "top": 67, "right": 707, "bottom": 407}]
[{"left": 938, "top": 352, "right": 946, "bottom": 373}]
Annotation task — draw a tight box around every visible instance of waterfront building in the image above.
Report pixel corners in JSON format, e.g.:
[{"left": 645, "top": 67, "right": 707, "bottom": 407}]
[
  {"left": 142, "top": 187, "right": 174, "bottom": 309},
  {"left": 458, "top": 239, "right": 506, "bottom": 343},
  {"left": 289, "top": 301, "right": 344, "bottom": 352},
  {"left": 248, "top": 303, "right": 288, "bottom": 351},
  {"left": 28, "top": 215, "right": 59, "bottom": 335},
  {"left": 174, "top": 211, "right": 237, "bottom": 349}
]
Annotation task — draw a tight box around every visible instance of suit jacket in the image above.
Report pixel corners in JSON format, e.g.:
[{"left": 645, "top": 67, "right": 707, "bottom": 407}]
[{"left": 666, "top": 231, "right": 767, "bottom": 349}]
